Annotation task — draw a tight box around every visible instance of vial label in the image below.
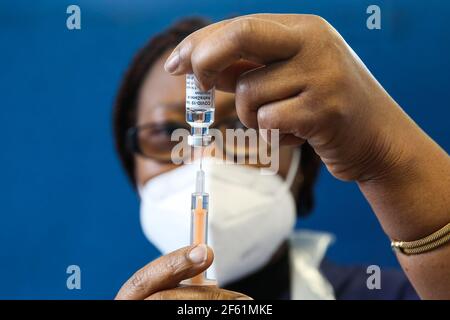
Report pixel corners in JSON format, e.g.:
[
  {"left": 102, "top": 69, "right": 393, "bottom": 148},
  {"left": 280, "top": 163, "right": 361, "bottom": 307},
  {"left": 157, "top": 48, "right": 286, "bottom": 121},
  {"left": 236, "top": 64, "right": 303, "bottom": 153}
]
[{"left": 186, "top": 74, "right": 215, "bottom": 110}]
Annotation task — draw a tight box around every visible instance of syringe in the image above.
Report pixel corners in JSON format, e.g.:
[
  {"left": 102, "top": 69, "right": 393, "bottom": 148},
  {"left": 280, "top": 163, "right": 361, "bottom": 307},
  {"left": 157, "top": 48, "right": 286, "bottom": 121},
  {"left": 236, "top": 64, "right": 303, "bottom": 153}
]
[
  {"left": 182, "top": 74, "right": 216, "bottom": 286},
  {"left": 182, "top": 165, "right": 216, "bottom": 286}
]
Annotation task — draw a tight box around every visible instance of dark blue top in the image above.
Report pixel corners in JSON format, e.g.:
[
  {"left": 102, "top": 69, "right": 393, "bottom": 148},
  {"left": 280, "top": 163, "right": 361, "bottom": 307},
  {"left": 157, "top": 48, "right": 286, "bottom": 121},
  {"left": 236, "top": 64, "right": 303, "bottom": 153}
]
[
  {"left": 320, "top": 260, "right": 419, "bottom": 300},
  {"left": 225, "top": 248, "right": 419, "bottom": 300}
]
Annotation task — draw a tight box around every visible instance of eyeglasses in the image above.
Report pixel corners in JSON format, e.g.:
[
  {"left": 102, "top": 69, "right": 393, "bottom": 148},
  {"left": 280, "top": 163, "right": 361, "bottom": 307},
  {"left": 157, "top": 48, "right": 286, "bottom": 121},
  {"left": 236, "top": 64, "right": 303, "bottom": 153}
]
[{"left": 126, "top": 116, "right": 261, "bottom": 163}]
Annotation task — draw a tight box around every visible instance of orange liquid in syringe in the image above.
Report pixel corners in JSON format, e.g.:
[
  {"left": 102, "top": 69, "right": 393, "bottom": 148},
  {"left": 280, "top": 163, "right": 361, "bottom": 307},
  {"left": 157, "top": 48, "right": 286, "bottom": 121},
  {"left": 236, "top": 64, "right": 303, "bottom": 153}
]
[{"left": 191, "top": 196, "right": 207, "bottom": 285}]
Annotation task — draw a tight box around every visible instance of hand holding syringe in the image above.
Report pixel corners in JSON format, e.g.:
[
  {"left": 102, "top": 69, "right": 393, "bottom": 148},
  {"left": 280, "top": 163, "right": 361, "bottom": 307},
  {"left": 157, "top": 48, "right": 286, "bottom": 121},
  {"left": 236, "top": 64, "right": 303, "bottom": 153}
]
[{"left": 183, "top": 74, "right": 217, "bottom": 286}]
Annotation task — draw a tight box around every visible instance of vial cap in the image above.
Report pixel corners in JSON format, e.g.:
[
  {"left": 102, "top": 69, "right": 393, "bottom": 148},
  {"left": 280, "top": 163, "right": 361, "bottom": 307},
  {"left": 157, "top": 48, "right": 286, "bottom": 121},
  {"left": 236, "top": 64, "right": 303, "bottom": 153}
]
[{"left": 188, "top": 134, "right": 212, "bottom": 147}]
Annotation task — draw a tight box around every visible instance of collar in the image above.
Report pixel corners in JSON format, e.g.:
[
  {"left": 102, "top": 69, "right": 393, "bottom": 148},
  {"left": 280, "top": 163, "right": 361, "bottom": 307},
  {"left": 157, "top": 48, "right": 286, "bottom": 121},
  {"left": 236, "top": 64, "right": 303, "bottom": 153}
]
[
  {"left": 289, "top": 229, "right": 335, "bottom": 300},
  {"left": 223, "top": 229, "right": 335, "bottom": 300}
]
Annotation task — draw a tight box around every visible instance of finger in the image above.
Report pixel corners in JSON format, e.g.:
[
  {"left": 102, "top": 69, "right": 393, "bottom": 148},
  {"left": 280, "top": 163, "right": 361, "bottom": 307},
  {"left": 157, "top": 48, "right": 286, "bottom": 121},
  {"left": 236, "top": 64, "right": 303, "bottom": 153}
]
[
  {"left": 260, "top": 131, "right": 306, "bottom": 146},
  {"left": 280, "top": 134, "right": 306, "bottom": 145},
  {"left": 235, "top": 60, "right": 306, "bottom": 128},
  {"left": 257, "top": 95, "right": 315, "bottom": 142},
  {"left": 163, "top": 15, "right": 281, "bottom": 75},
  {"left": 164, "top": 14, "right": 305, "bottom": 76},
  {"left": 115, "top": 244, "right": 214, "bottom": 300},
  {"left": 164, "top": 20, "right": 230, "bottom": 74},
  {"left": 191, "top": 17, "right": 300, "bottom": 90},
  {"left": 145, "top": 286, "right": 253, "bottom": 300},
  {"left": 168, "top": 17, "right": 300, "bottom": 90},
  {"left": 214, "top": 60, "right": 263, "bottom": 92}
]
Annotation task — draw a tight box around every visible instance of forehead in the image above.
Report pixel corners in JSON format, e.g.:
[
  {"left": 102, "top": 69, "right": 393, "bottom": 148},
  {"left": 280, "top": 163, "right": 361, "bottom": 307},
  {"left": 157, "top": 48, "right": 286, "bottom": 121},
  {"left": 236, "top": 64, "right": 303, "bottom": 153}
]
[{"left": 137, "top": 49, "right": 235, "bottom": 124}]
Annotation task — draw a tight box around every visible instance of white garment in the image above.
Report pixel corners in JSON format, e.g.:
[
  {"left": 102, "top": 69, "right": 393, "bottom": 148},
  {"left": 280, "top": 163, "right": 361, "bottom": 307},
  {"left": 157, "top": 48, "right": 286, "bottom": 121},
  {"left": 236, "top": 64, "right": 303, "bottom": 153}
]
[{"left": 289, "top": 229, "right": 335, "bottom": 300}]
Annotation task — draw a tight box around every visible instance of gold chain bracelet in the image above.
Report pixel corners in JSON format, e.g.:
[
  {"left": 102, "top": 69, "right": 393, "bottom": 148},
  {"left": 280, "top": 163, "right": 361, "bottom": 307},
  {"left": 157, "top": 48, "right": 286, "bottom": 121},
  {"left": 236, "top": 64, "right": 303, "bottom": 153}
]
[{"left": 391, "top": 222, "right": 450, "bottom": 255}]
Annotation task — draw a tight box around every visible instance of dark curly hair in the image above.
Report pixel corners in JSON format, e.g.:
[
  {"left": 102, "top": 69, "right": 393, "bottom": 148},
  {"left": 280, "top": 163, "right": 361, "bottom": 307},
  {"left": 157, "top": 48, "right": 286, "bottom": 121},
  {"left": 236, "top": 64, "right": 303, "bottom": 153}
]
[{"left": 113, "top": 17, "right": 322, "bottom": 216}]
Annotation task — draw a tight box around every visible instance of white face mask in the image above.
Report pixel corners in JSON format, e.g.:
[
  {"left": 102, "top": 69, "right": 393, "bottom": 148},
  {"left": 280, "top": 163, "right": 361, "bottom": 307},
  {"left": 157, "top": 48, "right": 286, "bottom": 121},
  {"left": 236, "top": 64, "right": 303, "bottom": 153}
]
[{"left": 139, "top": 149, "right": 301, "bottom": 286}]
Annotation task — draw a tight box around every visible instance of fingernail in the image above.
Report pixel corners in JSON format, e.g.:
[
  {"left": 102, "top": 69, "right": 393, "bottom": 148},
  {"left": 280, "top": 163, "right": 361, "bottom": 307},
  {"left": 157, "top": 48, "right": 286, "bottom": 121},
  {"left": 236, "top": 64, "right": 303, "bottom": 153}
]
[
  {"left": 164, "top": 51, "right": 179, "bottom": 73},
  {"left": 235, "top": 296, "right": 253, "bottom": 300},
  {"left": 188, "top": 244, "right": 207, "bottom": 264}
]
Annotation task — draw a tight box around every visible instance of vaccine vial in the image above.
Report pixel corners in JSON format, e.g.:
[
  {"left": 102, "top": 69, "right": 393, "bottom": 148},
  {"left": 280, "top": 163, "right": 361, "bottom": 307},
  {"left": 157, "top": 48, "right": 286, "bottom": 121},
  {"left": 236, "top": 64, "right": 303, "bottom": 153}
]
[{"left": 186, "top": 73, "right": 215, "bottom": 147}]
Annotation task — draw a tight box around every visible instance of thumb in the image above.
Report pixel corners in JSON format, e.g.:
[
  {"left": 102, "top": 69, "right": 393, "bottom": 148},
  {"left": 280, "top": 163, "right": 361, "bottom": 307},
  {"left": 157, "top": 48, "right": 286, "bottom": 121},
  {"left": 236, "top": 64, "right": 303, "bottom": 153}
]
[{"left": 116, "top": 244, "right": 214, "bottom": 300}]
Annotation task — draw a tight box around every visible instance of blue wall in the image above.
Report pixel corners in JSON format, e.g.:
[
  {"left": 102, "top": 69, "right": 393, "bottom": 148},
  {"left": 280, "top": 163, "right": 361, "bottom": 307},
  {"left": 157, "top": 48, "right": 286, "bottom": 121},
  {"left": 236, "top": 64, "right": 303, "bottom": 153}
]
[{"left": 0, "top": 0, "right": 448, "bottom": 299}]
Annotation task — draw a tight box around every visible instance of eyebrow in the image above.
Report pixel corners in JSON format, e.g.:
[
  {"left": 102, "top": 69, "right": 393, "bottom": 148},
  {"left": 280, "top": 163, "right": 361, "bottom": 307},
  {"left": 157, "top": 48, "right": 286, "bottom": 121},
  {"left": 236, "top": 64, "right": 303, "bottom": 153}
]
[
  {"left": 145, "top": 95, "right": 237, "bottom": 123},
  {"left": 137, "top": 102, "right": 185, "bottom": 126},
  {"left": 151, "top": 102, "right": 185, "bottom": 111}
]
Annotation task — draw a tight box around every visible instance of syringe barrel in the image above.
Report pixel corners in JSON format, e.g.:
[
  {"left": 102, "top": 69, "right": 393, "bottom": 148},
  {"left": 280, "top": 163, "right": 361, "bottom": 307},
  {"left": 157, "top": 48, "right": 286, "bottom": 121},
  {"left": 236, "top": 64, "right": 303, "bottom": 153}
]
[{"left": 187, "top": 193, "right": 211, "bottom": 286}]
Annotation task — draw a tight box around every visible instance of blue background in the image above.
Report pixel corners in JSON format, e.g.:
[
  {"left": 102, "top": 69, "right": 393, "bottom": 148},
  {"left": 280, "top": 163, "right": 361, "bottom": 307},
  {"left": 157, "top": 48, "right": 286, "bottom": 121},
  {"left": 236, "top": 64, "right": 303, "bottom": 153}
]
[{"left": 0, "top": 0, "right": 448, "bottom": 299}]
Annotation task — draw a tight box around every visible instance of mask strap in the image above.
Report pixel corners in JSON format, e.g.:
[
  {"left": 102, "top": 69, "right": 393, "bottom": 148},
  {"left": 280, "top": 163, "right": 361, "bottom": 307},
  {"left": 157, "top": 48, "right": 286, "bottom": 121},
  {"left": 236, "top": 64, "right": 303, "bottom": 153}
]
[{"left": 285, "top": 147, "right": 302, "bottom": 188}]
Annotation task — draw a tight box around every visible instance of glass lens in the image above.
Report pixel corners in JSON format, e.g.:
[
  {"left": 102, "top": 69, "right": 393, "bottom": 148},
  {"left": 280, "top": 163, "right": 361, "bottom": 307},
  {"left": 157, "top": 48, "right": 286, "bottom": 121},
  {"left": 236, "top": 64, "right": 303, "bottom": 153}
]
[
  {"left": 215, "top": 117, "right": 260, "bottom": 163},
  {"left": 130, "top": 116, "right": 272, "bottom": 165},
  {"left": 135, "top": 122, "right": 190, "bottom": 162}
]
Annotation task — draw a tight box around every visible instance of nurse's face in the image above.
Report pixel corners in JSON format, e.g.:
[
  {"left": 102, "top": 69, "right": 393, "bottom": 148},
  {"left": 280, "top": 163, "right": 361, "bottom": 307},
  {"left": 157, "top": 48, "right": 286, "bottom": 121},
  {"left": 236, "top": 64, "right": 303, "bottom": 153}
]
[{"left": 134, "top": 49, "right": 301, "bottom": 189}]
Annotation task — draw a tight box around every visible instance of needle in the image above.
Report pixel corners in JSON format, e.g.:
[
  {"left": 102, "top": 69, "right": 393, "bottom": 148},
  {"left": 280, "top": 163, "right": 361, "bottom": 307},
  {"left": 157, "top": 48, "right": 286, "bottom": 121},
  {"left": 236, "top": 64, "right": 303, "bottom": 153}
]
[{"left": 199, "top": 146, "right": 204, "bottom": 171}]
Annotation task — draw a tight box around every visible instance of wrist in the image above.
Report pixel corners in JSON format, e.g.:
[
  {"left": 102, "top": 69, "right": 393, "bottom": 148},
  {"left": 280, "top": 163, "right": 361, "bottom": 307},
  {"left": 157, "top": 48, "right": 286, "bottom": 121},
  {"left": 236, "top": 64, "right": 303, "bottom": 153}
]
[
  {"left": 355, "top": 93, "right": 431, "bottom": 185},
  {"left": 357, "top": 127, "right": 450, "bottom": 241}
]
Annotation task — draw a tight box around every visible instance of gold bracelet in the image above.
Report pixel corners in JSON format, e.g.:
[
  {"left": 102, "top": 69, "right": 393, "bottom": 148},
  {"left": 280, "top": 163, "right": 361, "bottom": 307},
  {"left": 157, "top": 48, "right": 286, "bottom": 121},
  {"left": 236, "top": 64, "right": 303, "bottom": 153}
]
[{"left": 391, "top": 222, "right": 450, "bottom": 255}]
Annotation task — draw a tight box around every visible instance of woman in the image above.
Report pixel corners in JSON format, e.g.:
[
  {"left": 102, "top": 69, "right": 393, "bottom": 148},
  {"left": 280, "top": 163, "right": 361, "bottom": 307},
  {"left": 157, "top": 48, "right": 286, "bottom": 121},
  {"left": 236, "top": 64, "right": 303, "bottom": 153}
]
[{"left": 113, "top": 15, "right": 450, "bottom": 300}]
